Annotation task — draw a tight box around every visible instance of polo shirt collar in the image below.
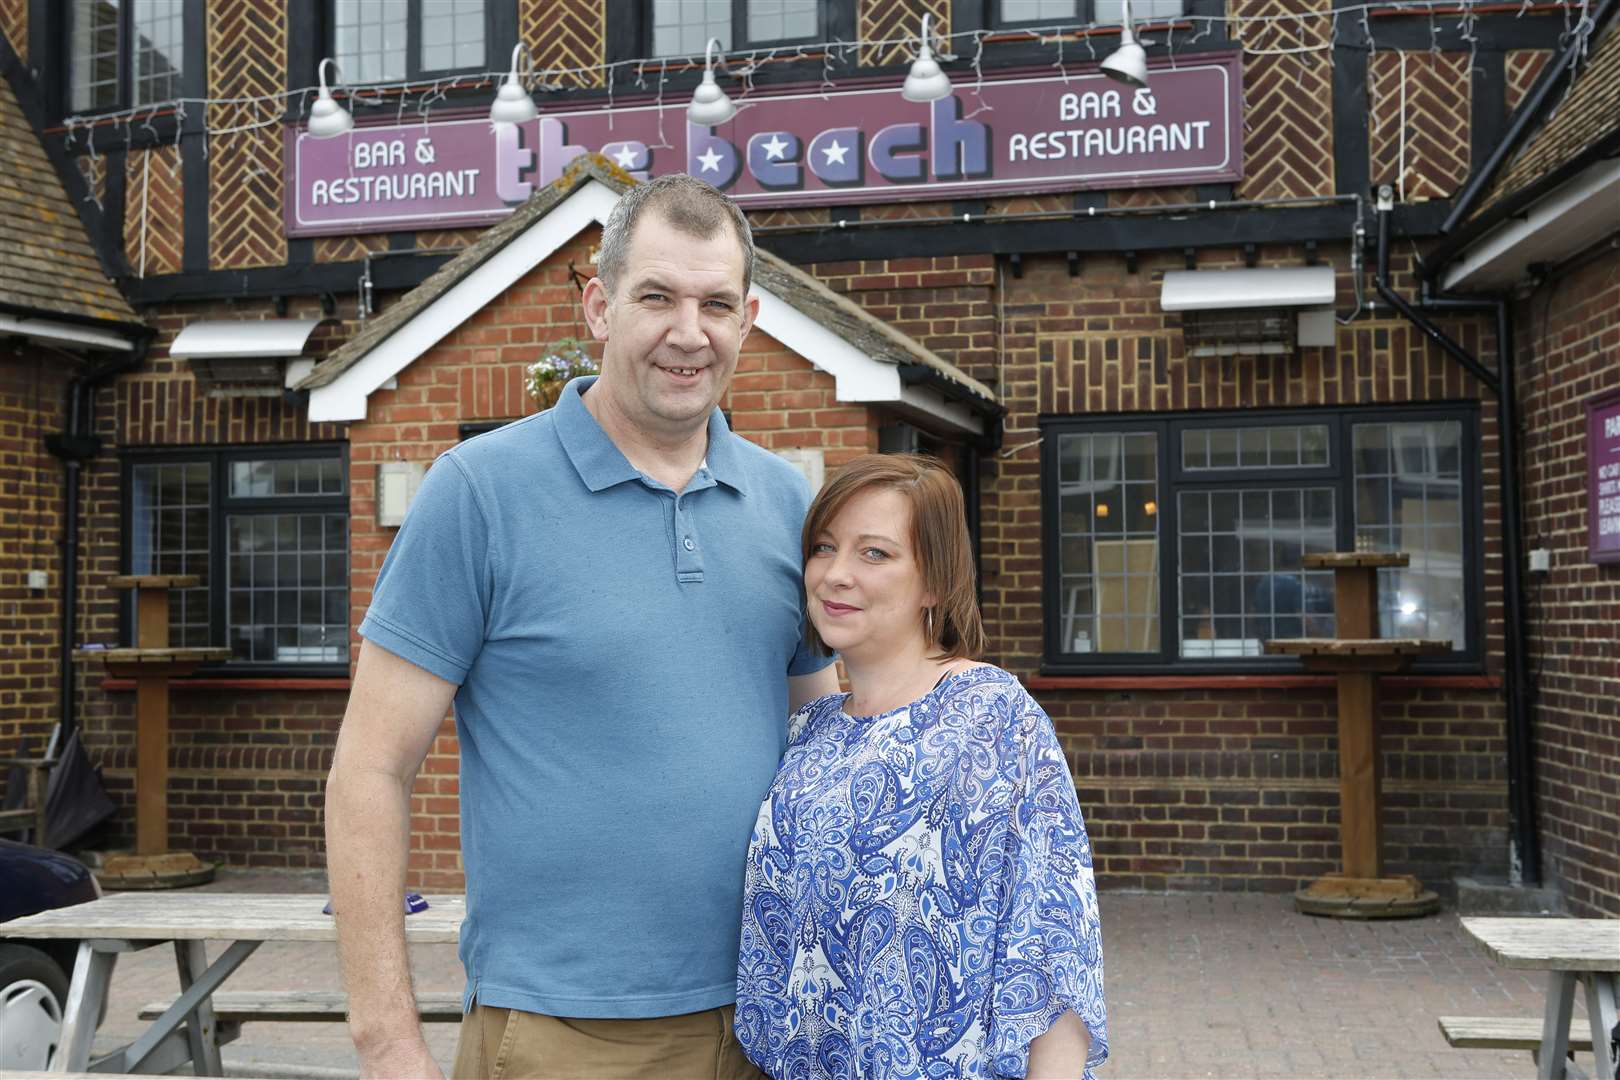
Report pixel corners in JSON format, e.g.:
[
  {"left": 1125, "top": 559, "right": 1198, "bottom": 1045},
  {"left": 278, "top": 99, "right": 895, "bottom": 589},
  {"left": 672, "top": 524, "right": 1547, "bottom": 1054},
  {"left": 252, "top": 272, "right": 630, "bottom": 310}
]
[{"left": 553, "top": 375, "right": 750, "bottom": 496}]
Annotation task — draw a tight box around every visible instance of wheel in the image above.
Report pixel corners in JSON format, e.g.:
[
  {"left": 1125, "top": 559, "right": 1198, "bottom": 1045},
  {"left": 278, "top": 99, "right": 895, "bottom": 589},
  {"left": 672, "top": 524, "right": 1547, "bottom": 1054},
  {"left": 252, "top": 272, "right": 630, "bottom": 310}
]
[{"left": 0, "top": 943, "right": 68, "bottom": 1071}]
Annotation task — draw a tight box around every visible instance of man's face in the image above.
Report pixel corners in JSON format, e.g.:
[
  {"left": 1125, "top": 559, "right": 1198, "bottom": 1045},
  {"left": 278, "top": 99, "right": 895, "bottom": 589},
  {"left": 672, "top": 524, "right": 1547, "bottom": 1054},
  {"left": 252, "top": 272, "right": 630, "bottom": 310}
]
[{"left": 582, "top": 211, "right": 758, "bottom": 438}]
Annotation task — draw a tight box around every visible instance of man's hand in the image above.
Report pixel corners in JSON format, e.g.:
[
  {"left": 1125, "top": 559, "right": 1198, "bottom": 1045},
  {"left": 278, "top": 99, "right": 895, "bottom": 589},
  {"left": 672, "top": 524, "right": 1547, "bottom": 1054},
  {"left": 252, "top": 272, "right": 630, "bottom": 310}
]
[
  {"left": 327, "top": 641, "right": 458, "bottom": 1078},
  {"left": 357, "top": 1034, "right": 446, "bottom": 1080}
]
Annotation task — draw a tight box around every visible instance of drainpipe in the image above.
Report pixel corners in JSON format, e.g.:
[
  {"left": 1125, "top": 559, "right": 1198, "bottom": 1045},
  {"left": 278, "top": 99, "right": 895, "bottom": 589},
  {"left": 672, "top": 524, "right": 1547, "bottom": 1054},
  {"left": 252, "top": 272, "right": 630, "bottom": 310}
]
[
  {"left": 44, "top": 338, "right": 150, "bottom": 744},
  {"left": 1372, "top": 190, "right": 1538, "bottom": 887}
]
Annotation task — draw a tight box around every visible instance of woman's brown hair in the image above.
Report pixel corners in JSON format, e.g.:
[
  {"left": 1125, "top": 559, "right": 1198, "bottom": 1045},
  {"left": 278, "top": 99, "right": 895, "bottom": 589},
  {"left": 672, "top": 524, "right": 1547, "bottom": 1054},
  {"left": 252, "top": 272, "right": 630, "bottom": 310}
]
[{"left": 801, "top": 453, "right": 987, "bottom": 660}]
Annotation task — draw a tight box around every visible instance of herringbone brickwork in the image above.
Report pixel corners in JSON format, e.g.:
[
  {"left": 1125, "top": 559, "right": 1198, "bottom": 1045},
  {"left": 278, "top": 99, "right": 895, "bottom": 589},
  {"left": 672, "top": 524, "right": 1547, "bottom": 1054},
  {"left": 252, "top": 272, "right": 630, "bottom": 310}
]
[
  {"left": 521, "top": 0, "right": 605, "bottom": 89},
  {"left": 1369, "top": 51, "right": 1472, "bottom": 199},
  {"left": 207, "top": 0, "right": 286, "bottom": 269},
  {"left": 860, "top": 0, "right": 949, "bottom": 69},
  {"left": 124, "top": 147, "right": 185, "bottom": 277},
  {"left": 1232, "top": 0, "right": 1335, "bottom": 198},
  {"left": 0, "top": 0, "right": 24, "bottom": 62},
  {"left": 1108, "top": 186, "right": 1196, "bottom": 208},
  {"left": 314, "top": 236, "right": 371, "bottom": 264},
  {"left": 1505, "top": 49, "right": 1553, "bottom": 114}
]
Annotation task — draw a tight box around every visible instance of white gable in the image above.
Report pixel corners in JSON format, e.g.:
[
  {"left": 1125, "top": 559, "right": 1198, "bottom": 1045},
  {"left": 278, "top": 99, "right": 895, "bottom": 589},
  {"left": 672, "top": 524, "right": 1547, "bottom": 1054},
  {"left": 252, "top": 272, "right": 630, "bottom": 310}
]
[{"left": 305, "top": 179, "right": 981, "bottom": 435}]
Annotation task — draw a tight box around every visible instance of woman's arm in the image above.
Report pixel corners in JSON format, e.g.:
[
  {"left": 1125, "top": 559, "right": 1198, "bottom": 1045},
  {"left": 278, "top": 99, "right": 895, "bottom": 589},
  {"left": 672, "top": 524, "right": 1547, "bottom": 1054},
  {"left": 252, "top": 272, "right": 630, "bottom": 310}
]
[{"left": 1026, "top": 1009, "right": 1091, "bottom": 1080}]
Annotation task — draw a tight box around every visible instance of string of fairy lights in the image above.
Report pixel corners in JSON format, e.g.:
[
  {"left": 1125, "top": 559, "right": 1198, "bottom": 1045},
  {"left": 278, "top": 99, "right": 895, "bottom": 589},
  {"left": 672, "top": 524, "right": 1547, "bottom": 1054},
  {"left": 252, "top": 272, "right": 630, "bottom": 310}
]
[{"left": 60, "top": 0, "right": 1596, "bottom": 226}]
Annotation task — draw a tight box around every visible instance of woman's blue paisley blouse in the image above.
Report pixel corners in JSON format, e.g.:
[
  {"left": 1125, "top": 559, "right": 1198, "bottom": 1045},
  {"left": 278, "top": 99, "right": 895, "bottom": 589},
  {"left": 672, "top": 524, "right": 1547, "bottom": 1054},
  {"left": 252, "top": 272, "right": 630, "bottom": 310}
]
[{"left": 736, "top": 664, "right": 1107, "bottom": 1080}]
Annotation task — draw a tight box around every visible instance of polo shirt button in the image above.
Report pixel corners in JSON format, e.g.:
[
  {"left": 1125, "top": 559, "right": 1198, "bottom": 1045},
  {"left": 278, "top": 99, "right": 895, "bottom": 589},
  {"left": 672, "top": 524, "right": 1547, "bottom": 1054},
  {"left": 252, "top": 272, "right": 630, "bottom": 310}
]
[{"left": 683, "top": 537, "right": 695, "bottom": 550}]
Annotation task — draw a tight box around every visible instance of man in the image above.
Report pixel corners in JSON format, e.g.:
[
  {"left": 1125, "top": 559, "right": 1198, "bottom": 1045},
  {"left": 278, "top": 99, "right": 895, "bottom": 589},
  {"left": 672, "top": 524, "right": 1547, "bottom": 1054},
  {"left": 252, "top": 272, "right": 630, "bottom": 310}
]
[{"left": 325, "top": 173, "right": 840, "bottom": 1080}]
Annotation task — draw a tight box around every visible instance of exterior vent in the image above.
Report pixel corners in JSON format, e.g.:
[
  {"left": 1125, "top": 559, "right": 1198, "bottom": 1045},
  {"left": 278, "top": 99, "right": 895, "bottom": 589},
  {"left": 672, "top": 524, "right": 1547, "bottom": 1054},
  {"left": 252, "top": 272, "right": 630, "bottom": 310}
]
[
  {"left": 1161, "top": 267, "right": 1338, "bottom": 356},
  {"left": 170, "top": 318, "right": 327, "bottom": 399},
  {"left": 1181, "top": 308, "right": 1297, "bottom": 356}
]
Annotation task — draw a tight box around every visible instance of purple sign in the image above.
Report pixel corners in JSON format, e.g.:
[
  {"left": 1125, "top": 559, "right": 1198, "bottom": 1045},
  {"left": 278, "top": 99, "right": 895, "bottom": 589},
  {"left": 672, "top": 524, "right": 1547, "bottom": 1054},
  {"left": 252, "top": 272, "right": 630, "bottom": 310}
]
[
  {"left": 1588, "top": 387, "right": 1620, "bottom": 564},
  {"left": 285, "top": 53, "right": 1243, "bottom": 237}
]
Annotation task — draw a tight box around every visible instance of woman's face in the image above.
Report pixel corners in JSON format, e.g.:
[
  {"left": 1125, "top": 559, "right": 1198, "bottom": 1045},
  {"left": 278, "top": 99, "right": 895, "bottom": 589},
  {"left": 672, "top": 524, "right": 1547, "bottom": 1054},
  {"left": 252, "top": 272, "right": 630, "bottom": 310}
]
[{"left": 805, "top": 486, "right": 935, "bottom": 662}]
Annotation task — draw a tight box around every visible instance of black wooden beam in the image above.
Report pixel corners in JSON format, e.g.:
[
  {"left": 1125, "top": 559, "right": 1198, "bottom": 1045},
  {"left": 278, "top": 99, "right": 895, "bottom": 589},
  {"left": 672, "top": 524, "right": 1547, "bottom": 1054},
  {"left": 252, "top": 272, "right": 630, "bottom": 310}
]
[
  {"left": 123, "top": 253, "right": 458, "bottom": 305},
  {"left": 1332, "top": 0, "right": 1370, "bottom": 199}
]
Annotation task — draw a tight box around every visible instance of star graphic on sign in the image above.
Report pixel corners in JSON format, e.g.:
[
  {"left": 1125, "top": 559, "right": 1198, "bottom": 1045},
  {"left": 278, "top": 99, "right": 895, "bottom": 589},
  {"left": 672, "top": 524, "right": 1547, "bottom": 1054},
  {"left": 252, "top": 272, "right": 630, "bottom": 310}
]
[
  {"left": 820, "top": 140, "right": 848, "bottom": 166},
  {"left": 697, "top": 147, "right": 724, "bottom": 173},
  {"left": 612, "top": 144, "right": 639, "bottom": 169},
  {"left": 762, "top": 134, "right": 789, "bottom": 160}
]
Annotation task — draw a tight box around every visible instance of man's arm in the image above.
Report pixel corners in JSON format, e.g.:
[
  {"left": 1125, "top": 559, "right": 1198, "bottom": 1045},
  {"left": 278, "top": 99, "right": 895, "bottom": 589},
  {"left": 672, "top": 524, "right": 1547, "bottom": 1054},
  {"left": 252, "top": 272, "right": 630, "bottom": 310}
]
[
  {"left": 788, "top": 664, "right": 842, "bottom": 712},
  {"left": 326, "top": 639, "right": 458, "bottom": 1080}
]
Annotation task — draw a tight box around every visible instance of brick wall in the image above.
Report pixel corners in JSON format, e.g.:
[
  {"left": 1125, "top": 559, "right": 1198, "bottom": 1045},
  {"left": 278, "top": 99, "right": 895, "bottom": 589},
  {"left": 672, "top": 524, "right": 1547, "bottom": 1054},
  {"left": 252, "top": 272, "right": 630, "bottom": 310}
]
[
  {"left": 816, "top": 245, "right": 1512, "bottom": 893},
  {"left": 1516, "top": 252, "right": 1620, "bottom": 916},
  {"left": 0, "top": 349, "right": 68, "bottom": 770}
]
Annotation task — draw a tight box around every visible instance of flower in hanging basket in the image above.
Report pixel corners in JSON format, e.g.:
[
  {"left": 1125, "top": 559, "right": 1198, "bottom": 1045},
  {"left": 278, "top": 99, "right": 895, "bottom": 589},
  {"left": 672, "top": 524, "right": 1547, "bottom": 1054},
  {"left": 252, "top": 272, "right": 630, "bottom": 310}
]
[{"left": 526, "top": 337, "right": 600, "bottom": 410}]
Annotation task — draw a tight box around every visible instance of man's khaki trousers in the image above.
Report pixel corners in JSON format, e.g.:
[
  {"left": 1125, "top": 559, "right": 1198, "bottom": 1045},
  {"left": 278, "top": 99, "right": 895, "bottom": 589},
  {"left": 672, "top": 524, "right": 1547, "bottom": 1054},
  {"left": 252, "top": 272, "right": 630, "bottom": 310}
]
[{"left": 451, "top": 1002, "right": 766, "bottom": 1080}]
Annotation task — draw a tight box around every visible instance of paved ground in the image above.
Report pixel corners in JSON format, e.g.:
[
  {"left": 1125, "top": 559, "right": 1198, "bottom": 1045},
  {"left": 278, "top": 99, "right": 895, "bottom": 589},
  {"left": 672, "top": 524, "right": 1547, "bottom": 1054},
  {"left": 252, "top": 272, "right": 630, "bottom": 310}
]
[{"left": 77, "top": 869, "right": 1597, "bottom": 1079}]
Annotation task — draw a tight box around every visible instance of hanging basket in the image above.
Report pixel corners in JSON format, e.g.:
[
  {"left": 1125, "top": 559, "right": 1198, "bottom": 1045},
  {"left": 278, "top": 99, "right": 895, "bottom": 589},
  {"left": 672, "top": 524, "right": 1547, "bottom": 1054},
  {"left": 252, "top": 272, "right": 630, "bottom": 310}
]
[{"left": 526, "top": 338, "right": 599, "bottom": 411}]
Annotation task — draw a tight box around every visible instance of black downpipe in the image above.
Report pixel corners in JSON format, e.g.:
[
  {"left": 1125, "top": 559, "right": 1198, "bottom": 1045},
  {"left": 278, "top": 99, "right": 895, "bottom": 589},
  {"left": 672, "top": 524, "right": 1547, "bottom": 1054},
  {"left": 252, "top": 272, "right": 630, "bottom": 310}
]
[
  {"left": 44, "top": 341, "right": 149, "bottom": 744},
  {"left": 1373, "top": 203, "right": 1540, "bottom": 887}
]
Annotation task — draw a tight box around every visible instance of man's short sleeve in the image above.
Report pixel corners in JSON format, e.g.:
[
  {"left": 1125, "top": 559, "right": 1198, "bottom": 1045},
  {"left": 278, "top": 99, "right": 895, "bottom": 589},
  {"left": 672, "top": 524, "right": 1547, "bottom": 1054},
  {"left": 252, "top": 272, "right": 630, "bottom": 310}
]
[{"left": 358, "top": 452, "right": 492, "bottom": 685}]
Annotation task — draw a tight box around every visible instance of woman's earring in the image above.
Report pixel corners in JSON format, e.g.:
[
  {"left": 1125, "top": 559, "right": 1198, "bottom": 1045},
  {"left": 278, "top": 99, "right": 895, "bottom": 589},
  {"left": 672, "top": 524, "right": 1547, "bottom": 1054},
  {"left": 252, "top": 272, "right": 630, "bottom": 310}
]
[{"left": 926, "top": 607, "right": 935, "bottom": 641}]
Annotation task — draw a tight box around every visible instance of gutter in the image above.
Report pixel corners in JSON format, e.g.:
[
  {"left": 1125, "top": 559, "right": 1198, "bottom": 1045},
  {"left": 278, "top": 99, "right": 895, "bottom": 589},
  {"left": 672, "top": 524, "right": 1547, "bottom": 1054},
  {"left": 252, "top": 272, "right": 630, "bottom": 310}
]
[
  {"left": 1373, "top": 190, "right": 1539, "bottom": 887},
  {"left": 44, "top": 333, "right": 152, "bottom": 744}
]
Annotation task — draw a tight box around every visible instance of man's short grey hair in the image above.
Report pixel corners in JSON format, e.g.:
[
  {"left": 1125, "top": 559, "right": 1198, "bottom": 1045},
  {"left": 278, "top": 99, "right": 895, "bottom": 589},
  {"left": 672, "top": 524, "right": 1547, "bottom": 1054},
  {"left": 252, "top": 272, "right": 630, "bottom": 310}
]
[{"left": 596, "top": 174, "right": 756, "bottom": 296}]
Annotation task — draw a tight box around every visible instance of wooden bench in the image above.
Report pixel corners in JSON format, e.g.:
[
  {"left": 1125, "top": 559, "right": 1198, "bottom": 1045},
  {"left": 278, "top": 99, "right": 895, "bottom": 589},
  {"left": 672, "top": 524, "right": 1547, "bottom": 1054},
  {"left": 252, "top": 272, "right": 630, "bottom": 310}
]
[
  {"left": 1438, "top": 1015, "right": 1594, "bottom": 1052},
  {"left": 140, "top": 990, "right": 465, "bottom": 1025}
]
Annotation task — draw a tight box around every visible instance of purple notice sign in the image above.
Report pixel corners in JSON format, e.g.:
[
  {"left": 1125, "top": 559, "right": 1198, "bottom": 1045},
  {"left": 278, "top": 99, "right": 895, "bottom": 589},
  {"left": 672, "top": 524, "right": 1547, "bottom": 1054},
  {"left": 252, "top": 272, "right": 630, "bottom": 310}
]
[
  {"left": 1588, "top": 387, "right": 1620, "bottom": 564},
  {"left": 285, "top": 53, "right": 1242, "bottom": 237}
]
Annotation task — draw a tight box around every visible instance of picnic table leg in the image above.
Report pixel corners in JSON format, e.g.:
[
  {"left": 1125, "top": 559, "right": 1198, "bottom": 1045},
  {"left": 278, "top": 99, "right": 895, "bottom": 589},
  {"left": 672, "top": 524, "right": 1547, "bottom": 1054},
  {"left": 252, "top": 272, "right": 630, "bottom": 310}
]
[
  {"left": 50, "top": 941, "right": 116, "bottom": 1073},
  {"left": 123, "top": 939, "right": 259, "bottom": 1074},
  {"left": 1539, "top": 971, "right": 1578, "bottom": 1080},
  {"left": 1585, "top": 974, "right": 1617, "bottom": 1080},
  {"left": 174, "top": 940, "right": 225, "bottom": 1077}
]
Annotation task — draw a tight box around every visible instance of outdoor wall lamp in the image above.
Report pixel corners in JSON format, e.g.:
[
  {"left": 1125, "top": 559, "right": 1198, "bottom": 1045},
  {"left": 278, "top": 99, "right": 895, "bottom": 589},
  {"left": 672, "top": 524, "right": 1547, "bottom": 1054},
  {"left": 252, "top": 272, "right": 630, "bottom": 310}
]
[
  {"left": 490, "top": 44, "right": 540, "bottom": 125},
  {"left": 307, "top": 58, "right": 354, "bottom": 138},
  {"left": 687, "top": 38, "right": 738, "bottom": 127},
  {"left": 902, "top": 14, "right": 953, "bottom": 102},
  {"left": 1100, "top": 0, "right": 1149, "bottom": 89}
]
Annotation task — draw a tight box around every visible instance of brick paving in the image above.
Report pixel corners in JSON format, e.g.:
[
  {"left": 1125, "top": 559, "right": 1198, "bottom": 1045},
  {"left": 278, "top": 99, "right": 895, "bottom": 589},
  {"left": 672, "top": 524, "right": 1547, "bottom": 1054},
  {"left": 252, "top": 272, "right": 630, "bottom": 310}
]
[{"left": 77, "top": 870, "right": 1596, "bottom": 1079}]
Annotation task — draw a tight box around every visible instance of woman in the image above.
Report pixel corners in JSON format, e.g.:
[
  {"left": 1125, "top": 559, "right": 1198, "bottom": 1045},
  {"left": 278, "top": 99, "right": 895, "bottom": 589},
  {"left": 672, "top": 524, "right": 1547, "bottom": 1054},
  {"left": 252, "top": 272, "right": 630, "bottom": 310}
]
[{"left": 737, "top": 454, "right": 1107, "bottom": 1080}]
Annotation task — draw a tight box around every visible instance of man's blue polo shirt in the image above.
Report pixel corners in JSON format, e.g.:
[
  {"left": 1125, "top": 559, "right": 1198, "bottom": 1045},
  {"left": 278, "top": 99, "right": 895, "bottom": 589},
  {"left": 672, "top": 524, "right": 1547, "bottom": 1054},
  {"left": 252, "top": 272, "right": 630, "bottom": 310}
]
[{"left": 358, "top": 376, "right": 832, "bottom": 1019}]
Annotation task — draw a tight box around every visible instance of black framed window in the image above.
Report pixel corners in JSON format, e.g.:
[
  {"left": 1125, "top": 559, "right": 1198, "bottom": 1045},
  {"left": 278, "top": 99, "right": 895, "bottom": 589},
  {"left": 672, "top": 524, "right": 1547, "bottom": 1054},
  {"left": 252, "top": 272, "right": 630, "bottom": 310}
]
[
  {"left": 1040, "top": 405, "right": 1481, "bottom": 673},
  {"left": 68, "top": 0, "right": 186, "bottom": 113},
  {"left": 992, "top": 0, "right": 1184, "bottom": 29},
  {"left": 329, "top": 0, "right": 489, "bottom": 84},
  {"left": 650, "top": 0, "right": 823, "bottom": 57},
  {"left": 125, "top": 446, "right": 350, "bottom": 674}
]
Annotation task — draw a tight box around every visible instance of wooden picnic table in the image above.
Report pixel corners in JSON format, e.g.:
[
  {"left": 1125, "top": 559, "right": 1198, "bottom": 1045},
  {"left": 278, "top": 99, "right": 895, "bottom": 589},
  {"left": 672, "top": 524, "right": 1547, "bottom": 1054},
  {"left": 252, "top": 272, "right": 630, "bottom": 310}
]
[
  {"left": 1461, "top": 917, "right": 1620, "bottom": 1080},
  {"left": 1, "top": 892, "right": 464, "bottom": 1075}
]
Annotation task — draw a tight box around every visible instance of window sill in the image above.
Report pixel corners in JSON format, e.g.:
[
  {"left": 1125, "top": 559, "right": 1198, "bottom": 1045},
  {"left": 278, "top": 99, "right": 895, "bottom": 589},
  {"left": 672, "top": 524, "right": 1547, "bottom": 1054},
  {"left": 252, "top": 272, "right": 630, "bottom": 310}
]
[
  {"left": 100, "top": 677, "right": 352, "bottom": 692},
  {"left": 1027, "top": 674, "right": 1502, "bottom": 691}
]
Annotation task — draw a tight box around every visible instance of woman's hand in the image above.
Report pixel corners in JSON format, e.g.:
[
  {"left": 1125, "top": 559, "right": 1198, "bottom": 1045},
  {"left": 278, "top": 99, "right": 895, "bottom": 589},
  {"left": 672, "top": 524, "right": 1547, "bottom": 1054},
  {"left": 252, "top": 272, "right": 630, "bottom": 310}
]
[{"left": 1026, "top": 1009, "right": 1091, "bottom": 1080}]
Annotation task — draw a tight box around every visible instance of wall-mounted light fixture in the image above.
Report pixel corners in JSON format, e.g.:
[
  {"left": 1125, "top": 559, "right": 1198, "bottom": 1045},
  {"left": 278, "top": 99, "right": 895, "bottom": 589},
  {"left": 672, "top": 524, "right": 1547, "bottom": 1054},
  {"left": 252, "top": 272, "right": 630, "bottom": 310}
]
[
  {"left": 688, "top": 38, "right": 737, "bottom": 126},
  {"left": 1100, "top": 0, "right": 1149, "bottom": 89},
  {"left": 902, "top": 14, "right": 952, "bottom": 102},
  {"left": 490, "top": 44, "right": 539, "bottom": 125},
  {"left": 307, "top": 59, "right": 354, "bottom": 138}
]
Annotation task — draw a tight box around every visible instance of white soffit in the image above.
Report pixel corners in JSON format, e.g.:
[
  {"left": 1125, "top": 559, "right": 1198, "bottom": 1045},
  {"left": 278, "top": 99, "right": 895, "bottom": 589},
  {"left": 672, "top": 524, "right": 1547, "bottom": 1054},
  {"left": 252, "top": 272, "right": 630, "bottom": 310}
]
[
  {"left": 171, "top": 318, "right": 326, "bottom": 359},
  {"left": 1160, "top": 266, "right": 1337, "bottom": 311},
  {"left": 0, "top": 314, "right": 138, "bottom": 351},
  {"left": 1441, "top": 159, "right": 1620, "bottom": 292},
  {"left": 308, "top": 179, "right": 982, "bottom": 434}
]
